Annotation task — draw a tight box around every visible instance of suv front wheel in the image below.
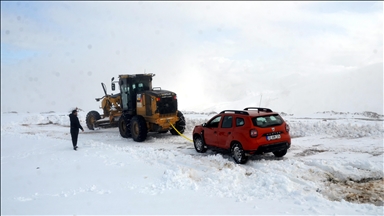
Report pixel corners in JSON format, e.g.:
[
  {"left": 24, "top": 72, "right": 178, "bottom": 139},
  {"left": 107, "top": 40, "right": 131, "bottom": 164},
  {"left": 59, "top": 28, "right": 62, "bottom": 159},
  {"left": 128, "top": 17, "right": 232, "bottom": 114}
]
[
  {"left": 231, "top": 143, "right": 248, "bottom": 164},
  {"left": 193, "top": 135, "right": 206, "bottom": 153}
]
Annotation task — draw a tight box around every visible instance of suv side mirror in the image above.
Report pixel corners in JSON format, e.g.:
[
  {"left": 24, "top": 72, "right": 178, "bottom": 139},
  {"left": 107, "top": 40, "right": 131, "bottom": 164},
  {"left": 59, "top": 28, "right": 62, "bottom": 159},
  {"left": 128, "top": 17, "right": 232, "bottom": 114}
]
[
  {"left": 112, "top": 83, "right": 115, "bottom": 91},
  {"left": 202, "top": 123, "right": 207, "bottom": 127}
]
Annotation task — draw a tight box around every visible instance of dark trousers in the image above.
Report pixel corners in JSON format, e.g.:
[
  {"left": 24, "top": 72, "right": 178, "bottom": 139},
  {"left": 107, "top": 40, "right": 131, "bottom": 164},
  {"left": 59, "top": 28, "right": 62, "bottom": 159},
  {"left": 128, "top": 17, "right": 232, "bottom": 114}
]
[{"left": 70, "top": 129, "right": 79, "bottom": 147}]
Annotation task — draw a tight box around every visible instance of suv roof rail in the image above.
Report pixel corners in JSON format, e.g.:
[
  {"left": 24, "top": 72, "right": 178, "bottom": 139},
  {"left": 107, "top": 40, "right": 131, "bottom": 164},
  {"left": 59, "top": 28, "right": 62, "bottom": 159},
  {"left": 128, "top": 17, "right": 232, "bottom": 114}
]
[
  {"left": 244, "top": 107, "right": 273, "bottom": 112},
  {"left": 220, "top": 110, "right": 249, "bottom": 115}
]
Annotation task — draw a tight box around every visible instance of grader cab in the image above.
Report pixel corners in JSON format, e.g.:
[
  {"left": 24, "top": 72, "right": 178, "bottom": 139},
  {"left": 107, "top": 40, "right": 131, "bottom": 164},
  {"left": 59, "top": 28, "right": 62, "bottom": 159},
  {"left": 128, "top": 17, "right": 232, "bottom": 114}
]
[{"left": 86, "top": 73, "right": 186, "bottom": 142}]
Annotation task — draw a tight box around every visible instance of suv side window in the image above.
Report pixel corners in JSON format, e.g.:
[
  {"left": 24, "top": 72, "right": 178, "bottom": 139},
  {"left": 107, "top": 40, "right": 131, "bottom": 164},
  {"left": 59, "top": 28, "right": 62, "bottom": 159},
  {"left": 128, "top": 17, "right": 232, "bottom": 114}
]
[
  {"left": 236, "top": 117, "right": 245, "bottom": 127},
  {"left": 207, "top": 116, "right": 222, "bottom": 128},
  {"left": 221, "top": 116, "right": 233, "bottom": 128}
]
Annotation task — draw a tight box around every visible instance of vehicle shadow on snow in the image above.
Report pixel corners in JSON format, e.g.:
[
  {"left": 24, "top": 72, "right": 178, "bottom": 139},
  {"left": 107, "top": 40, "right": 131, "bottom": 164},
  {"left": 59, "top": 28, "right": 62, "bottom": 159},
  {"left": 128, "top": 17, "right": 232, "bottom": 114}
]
[
  {"left": 200, "top": 149, "right": 286, "bottom": 163},
  {"left": 248, "top": 153, "right": 287, "bottom": 161}
]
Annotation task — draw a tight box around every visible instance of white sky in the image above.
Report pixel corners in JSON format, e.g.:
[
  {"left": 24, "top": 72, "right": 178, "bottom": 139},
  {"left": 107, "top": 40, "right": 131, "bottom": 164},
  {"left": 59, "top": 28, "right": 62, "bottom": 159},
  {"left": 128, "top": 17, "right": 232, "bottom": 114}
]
[{"left": 1, "top": 1, "right": 383, "bottom": 114}]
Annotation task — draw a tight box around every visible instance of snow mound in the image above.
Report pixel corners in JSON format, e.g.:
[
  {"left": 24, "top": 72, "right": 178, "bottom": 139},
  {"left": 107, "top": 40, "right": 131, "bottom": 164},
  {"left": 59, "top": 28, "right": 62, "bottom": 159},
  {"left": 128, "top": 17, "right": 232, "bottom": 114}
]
[
  {"left": 287, "top": 120, "right": 384, "bottom": 138},
  {"left": 184, "top": 117, "right": 209, "bottom": 132},
  {"left": 316, "top": 111, "right": 384, "bottom": 119},
  {"left": 3, "top": 112, "right": 383, "bottom": 139},
  {"left": 21, "top": 114, "right": 71, "bottom": 126}
]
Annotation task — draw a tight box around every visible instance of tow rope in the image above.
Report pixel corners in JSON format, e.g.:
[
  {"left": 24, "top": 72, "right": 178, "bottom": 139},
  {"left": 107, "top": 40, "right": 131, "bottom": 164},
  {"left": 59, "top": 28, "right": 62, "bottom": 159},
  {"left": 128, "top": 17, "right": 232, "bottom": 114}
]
[{"left": 168, "top": 121, "right": 193, "bottom": 142}]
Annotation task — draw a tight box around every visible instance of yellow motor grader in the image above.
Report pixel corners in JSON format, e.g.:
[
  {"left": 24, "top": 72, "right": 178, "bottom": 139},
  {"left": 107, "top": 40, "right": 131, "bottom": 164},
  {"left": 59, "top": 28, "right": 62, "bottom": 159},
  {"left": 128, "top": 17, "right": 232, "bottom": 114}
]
[{"left": 86, "top": 73, "right": 186, "bottom": 142}]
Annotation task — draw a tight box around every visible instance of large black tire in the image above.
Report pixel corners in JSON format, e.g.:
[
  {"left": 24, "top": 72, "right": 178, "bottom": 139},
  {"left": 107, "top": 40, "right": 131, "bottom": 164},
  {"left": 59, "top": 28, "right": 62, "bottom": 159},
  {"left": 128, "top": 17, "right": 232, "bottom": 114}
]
[
  {"left": 273, "top": 149, "right": 287, "bottom": 157},
  {"left": 86, "top": 111, "right": 101, "bottom": 130},
  {"left": 170, "top": 111, "right": 186, "bottom": 135},
  {"left": 193, "top": 135, "right": 207, "bottom": 153},
  {"left": 118, "top": 114, "right": 131, "bottom": 138},
  {"left": 130, "top": 115, "right": 148, "bottom": 142},
  {"left": 231, "top": 143, "right": 248, "bottom": 164}
]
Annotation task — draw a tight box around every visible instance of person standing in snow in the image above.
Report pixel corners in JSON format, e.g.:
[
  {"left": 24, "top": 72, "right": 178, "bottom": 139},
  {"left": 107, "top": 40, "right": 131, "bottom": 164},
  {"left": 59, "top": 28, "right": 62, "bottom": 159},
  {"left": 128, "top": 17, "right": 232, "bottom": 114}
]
[{"left": 69, "top": 109, "right": 84, "bottom": 150}]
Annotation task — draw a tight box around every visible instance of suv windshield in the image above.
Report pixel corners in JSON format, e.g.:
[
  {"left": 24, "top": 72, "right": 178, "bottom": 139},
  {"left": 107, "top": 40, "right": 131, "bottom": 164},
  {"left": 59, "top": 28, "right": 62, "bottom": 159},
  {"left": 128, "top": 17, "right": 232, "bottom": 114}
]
[{"left": 252, "top": 114, "right": 283, "bottom": 128}]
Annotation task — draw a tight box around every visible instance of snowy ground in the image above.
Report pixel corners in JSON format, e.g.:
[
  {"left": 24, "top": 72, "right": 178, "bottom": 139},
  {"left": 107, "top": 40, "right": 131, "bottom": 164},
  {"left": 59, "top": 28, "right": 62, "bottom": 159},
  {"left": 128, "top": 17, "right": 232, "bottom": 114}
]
[{"left": 1, "top": 110, "right": 383, "bottom": 215}]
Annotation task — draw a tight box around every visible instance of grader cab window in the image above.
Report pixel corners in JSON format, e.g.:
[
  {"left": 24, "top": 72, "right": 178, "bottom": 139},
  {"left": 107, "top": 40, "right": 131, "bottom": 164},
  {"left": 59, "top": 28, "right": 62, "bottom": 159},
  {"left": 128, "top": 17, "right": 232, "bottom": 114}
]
[
  {"left": 136, "top": 82, "right": 150, "bottom": 93},
  {"left": 120, "top": 84, "right": 130, "bottom": 110},
  {"left": 137, "top": 83, "right": 144, "bottom": 92}
]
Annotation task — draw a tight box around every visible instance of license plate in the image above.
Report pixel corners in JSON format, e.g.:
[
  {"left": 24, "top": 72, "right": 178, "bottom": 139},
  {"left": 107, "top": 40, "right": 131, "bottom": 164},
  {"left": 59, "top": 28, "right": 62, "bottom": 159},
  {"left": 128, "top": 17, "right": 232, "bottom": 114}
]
[{"left": 267, "top": 134, "right": 281, "bottom": 141}]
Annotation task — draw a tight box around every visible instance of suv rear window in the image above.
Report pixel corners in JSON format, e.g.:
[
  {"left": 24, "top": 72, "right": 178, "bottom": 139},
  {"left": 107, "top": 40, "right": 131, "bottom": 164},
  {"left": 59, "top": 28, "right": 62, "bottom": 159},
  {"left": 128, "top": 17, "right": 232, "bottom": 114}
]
[{"left": 252, "top": 114, "right": 283, "bottom": 128}]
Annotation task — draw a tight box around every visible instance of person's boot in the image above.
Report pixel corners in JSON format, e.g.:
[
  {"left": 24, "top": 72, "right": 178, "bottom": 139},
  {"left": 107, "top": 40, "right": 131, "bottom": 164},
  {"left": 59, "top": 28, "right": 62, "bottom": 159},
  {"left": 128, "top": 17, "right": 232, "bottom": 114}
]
[{"left": 74, "top": 146, "right": 77, "bottom": 151}]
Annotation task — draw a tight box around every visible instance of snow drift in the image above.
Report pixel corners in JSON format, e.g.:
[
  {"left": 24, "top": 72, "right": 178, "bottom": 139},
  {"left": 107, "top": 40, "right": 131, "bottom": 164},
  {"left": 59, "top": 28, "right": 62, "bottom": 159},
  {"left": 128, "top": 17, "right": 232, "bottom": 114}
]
[{"left": 1, "top": 111, "right": 383, "bottom": 214}]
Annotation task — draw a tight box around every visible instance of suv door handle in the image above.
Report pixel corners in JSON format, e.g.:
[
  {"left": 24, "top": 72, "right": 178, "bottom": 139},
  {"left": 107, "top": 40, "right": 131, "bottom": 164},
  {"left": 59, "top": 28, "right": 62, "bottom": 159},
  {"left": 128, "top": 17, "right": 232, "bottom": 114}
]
[{"left": 228, "top": 132, "right": 231, "bottom": 135}]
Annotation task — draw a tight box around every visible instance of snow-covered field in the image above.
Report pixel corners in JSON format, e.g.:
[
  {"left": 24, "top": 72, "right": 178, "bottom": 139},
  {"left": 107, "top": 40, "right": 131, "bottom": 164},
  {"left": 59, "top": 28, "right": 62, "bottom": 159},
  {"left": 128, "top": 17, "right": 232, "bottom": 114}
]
[{"left": 1, "top": 111, "right": 383, "bottom": 215}]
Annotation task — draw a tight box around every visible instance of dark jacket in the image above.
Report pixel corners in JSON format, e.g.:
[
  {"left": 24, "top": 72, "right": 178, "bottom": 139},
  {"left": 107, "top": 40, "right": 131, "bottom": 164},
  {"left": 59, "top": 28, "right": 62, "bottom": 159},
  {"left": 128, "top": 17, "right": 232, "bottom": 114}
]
[{"left": 69, "top": 113, "right": 84, "bottom": 131}]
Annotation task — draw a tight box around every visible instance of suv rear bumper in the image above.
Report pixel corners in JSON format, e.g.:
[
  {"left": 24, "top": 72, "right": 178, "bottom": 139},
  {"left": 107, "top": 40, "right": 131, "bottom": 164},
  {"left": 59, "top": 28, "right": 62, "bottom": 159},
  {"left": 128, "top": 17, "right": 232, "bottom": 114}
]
[{"left": 245, "top": 142, "right": 291, "bottom": 156}]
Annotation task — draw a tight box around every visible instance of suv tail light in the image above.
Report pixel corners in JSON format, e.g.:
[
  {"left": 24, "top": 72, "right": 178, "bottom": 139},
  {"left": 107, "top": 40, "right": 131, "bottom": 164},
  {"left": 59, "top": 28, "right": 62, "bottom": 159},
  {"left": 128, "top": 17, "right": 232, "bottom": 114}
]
[
  {"left": 250, "top": 129, "right": 258, "bottom": 138},
  {"left": 285, "top": 124, "right": 290, "bottom": 133}
]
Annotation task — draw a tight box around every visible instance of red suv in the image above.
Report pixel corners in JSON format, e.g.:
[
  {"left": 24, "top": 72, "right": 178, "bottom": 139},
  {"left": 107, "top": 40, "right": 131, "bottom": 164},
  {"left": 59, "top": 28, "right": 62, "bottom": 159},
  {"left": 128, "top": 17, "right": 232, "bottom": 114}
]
[{"left": 192, "top": 107, "right": 291, "bottom": 164}]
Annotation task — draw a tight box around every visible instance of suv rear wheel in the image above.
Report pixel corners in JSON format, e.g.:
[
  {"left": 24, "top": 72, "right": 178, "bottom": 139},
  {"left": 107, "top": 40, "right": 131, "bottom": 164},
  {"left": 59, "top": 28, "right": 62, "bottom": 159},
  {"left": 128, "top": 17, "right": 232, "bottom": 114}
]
[
  {"left": 231, "top": 143, "right": 248, "bottom": 164},
  {"left": 273, "top": 149, "right": 287, "bottom": 157}
]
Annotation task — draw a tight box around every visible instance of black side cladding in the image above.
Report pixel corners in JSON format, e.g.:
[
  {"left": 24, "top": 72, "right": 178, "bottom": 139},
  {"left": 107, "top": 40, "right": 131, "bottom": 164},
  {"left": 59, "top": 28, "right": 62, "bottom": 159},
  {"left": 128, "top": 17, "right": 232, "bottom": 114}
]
[{"left": 256, "top": 142, "right": 291, "bottom": 154}]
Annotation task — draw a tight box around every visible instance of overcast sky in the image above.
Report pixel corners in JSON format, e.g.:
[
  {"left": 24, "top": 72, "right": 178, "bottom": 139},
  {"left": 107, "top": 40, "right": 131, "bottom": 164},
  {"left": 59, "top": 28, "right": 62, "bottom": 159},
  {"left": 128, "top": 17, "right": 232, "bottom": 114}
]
[{"left": 1, "top": 1, "right": 383, "bottom": 114}]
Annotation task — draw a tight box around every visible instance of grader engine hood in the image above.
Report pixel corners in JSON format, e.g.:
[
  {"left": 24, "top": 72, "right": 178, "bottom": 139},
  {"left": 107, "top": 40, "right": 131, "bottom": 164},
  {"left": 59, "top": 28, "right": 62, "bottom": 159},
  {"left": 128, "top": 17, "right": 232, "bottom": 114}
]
[
  {"left": 148, "top": 90, "right": 175, "bottom": 98},
  {"left": 145, "top": 90, "right": 178, "bottom": 115}
]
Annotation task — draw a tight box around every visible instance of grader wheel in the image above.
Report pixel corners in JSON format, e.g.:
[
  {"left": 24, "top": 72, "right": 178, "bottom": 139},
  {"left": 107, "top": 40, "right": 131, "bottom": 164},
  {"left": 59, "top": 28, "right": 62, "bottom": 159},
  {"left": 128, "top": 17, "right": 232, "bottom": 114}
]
[{"left": 86, "top": 111, "right": 101, "bottom": 130}]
